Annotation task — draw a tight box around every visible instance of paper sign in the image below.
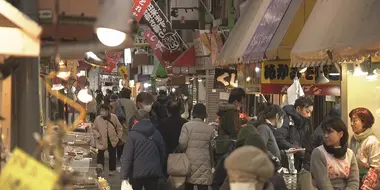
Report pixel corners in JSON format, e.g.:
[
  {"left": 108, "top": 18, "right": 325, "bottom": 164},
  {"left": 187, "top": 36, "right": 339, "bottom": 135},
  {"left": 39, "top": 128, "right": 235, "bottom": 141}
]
[{"left": 0, "top": 148, "right": 58, "bottom": 190}]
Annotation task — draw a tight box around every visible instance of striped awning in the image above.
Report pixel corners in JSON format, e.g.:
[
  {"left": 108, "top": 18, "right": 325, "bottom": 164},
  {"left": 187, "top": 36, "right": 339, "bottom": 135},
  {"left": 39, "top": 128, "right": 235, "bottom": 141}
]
[{"left": 291, "top": 0, "right": 380, "bottom": 67}]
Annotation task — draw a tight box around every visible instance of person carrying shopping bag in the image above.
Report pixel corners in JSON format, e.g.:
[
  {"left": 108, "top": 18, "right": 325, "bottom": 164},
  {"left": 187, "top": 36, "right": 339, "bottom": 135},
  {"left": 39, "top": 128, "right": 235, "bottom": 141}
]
[{"left": 179, "top": 103, "right": 214, "bottom": 190}]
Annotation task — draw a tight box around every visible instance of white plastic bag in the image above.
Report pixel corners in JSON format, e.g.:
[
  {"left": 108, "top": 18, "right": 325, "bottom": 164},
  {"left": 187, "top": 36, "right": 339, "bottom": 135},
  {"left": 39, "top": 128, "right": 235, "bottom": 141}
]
[
  {"left": 121, "top": 180, "right": 133, "bottom": 190},
  {"left": 286, "top": 76, "right": 304, "bottom": 105}
]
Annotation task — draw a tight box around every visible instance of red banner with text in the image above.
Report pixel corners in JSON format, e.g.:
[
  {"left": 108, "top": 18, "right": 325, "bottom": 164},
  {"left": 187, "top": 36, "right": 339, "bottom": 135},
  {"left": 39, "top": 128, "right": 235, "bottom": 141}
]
[{"left": 132, "top": 0, "right": 153, "bottom": 22}]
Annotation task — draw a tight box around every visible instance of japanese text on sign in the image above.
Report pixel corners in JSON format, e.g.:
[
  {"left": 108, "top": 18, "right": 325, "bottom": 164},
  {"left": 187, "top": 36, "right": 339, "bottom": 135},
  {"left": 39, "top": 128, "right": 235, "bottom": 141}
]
[
  {"left": 142, "top": 1, "right": 185, "bottom": 51},
  {"left": 132, "top": 0, "right": 153, "bottom": 22},
  {"left": 261, "top": 61, "right": 340, "bottom": 85},
  {"left": 0, "top": 148, "right": 58, "bottom": 190}
]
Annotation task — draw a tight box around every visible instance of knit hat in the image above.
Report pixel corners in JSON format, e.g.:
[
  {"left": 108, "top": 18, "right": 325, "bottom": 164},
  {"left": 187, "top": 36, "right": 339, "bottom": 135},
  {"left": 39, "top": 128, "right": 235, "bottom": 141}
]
[{"left": 224, "top": 146, "right": 274, "bottom": 183}]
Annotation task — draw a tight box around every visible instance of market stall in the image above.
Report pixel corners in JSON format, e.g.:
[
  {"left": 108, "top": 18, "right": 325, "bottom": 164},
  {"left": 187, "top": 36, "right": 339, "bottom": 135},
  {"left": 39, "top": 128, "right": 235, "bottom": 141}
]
[{"left": 290, "top": 0, "right": 380, "bottom": 137}]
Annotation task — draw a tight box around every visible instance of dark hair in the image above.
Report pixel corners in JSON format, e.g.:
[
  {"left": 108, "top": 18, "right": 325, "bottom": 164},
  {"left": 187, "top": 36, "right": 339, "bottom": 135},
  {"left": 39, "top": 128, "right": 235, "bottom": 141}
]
[
  {"left": 136, "top": 92, "right": 154, "bottom": 105},
  {"left": 106, "top": 89, "right": 112, "bottom": 94},
  {"left": 257, "top": 102, "right": 272, "bottom": 116},
  {"left": 228, "top": 88, "right": 246, "bottom": 104},
  {"left": 99, "top": 104, "right": 110, "bottom": 111},
  {"left": 159, "top": 90, "right": 167, "bottom": 96},
  {"left": 349, "top": 107, "right": 375, "bottom": 129},
  {"left": 168, "top": 101, "right": 181, "bottom": 116},
  {"left": 321, "top": 118, "right": 348, "bottom": 146},
  {"left": 110, "top": 94, "right": 118, "bottom": 101},
  {"left": 258, "top": 104, "right": 285, "bottom": 124},
  {"left": 119, "top": 88, "right": 131, "bottom": 99},
  {"left": 294, "top": 96, "right": 314, "bottom": 109},
  {"left": 192, "top": 103, "right": 207, "bottom": 120}
]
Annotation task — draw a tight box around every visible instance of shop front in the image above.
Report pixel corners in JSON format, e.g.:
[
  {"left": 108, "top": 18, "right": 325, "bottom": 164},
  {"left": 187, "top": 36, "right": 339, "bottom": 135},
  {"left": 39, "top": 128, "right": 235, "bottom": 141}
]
[
  {"left": 290, "top": 0, "right": 380, "bottom": 136},
  {"left": 213, "top": 0, "right": 317, "bottom": 117}
]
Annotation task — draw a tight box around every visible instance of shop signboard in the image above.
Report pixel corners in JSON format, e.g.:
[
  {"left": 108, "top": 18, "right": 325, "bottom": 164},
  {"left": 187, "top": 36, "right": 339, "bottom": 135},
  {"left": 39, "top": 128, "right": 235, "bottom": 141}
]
[
  {"left": 210, "top": 27, "right": 218, "bottom": 65},
  {"left": 142, "top": 1, "right": 187, "bottom": 52},
  {"left": 194, "top": 30, "right": 211, "bottom": 56},
  {"left": 261, "top": 60, "right": 341, "bottom": 96},
  {"left": 214, "top": 67, "right": 238, "bottom": 89},
  {"left": 243, "top": 0, "right": 291, "bottom": 62},
  {"left": 132, "top": 0, "right": 153, "bottom": 22}
]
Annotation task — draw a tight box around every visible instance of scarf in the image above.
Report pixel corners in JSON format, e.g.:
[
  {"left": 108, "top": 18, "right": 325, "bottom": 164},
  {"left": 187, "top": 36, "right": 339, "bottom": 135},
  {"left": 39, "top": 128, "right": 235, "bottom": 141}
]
[
  {"left": 323, "top": 143, "right": 348, "bottom": 158},
  {"left": 353, "top": 128, "right": 375, "bottom": 142}
]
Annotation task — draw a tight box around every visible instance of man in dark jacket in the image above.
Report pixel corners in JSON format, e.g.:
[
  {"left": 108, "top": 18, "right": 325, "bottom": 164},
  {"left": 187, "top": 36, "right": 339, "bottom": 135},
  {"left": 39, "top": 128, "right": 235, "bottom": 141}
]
[
  {"left": 274, "top": 96, "right": 314, "bottom": 171},
  {"left": 151, "top": 86, "right": 170, "bottom": 125},
  {"left": 120, "top": 109, "right": 166, "bottom": 190},
  {"left": 157, "top": 101, "right": 188, "bottom": 177}
]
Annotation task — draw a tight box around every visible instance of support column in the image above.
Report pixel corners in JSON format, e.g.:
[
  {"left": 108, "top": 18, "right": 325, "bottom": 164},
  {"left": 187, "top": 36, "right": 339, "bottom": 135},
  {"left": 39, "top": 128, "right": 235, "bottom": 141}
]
[{"left": 11, "top": 0, "right": 41, "bottom": 155}]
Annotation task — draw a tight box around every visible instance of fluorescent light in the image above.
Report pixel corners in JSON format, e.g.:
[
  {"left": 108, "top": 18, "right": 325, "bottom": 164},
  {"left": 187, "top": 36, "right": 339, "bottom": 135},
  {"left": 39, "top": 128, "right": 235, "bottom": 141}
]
[{"left": 124, "top": 48, "right": 132, "bottom": 64}]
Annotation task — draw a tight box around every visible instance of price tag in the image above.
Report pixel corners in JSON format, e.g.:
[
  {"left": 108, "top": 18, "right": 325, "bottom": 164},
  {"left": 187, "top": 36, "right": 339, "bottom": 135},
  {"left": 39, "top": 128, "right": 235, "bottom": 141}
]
[{"left": 0, "top": 148, "right": 58, "bottom": 190}]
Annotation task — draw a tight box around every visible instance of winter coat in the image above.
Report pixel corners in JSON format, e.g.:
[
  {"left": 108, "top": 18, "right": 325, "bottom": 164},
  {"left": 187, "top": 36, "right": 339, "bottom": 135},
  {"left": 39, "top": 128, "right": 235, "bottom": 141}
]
[
  {"left": 93, "top": 114, "right": 123, "bottom": 150},
  {"left": 118, "top": 98, "right": 137, "bottom": 141},
  {"left": 152, "top": 94, "right": 170, "bottom": 122},
  {"left": 236, "top": 119, "right": 266, "bottom": 151},
  {"left": 179, "top": 118, "right": 214, "bottom": 185},
  {"left": 120, "top": 119, "right": 166, "bottom": 180},
  {"left": 274, "top": 105, "right": 312, "bottom": 170},
  {"left": 217, "top": 103, "right": 239, "bottom": 139},
  {"left": 157, "top": 115, "right": 188, "bottom": 155}
]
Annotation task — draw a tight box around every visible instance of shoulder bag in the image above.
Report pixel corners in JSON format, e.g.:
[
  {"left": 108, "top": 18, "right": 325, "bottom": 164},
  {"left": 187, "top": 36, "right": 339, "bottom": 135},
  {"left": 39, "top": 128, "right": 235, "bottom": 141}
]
[{"left": 104, "top": 118, "right": 124, "bottom": 146}]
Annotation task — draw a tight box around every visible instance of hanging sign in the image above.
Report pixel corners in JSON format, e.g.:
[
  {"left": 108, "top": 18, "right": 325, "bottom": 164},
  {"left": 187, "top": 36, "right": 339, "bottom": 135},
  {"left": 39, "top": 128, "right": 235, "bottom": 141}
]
[
  {"left": 132, "top": 0, "right": 153, "bottom": 22},
  {"left": 260, "top": 60, "right": 340, "bottom": 96},
  {"left": 0, "top": 148, "right": 58, "bottom": 190},
  {"left": 142, "top": 1, "right": 186, "bottom": 52},
  {"left": 214, "top": 67, "right": 238, "bottom": 89},
  {"left": 118, "top": 66, "right": 129, "bottom": 80}
]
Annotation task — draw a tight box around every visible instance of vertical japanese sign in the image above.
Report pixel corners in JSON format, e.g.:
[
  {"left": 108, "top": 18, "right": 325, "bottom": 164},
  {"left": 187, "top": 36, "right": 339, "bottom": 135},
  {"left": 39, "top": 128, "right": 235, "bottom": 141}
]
[
  {"left": 142, "top": 1, "right": 187, "bottom": 52},
  {"left": 132, "top": 0, "right": 153, "bottom": 22}
]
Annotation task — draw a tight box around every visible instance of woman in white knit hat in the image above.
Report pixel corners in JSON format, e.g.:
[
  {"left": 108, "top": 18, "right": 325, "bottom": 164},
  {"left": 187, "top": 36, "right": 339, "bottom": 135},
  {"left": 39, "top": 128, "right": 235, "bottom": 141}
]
[{"left": 224, "top": 146, "right": 274, "bottom": 190}]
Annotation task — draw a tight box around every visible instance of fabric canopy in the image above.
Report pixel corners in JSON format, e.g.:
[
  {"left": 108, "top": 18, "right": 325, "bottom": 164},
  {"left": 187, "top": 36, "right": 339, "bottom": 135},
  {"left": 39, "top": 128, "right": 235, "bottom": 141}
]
[
  {"left": 291, "top": 0, "right": 380, "bottom": 67},
  {"left": 215, "top": 0, "right": 308, "bottom": 66},
  {"left": 215, "top": 0, "right": 273, "bottom": 66}
]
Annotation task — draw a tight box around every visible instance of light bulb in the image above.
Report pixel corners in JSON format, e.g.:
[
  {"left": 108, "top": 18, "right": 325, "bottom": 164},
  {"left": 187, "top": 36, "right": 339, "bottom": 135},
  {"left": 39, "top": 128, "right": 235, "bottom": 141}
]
[
  {"left": 96, "top": 27, "right": 126, "bottom": 47},
  {"left": 171, "top": 88, "right": 176, "bottom": 93},
  {"left": 255, "top": 67, "right": 260, "bottom": 72},
  {"left": 246, "top": 77, "right": 251, "bottom": 82},
  {"left": 78, "top": 88, "right": 93, "bottom": 103},
  {"left": 51, "top": 84, "right": 64, "bottom": 91},
  {"left": 198, "top": 78, "right": 202, "bottom": 82}
]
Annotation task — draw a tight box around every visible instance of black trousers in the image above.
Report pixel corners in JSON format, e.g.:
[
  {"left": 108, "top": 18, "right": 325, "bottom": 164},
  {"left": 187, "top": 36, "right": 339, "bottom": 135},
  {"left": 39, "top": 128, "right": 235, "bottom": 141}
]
[
  {"left": 132, "top": 177, "right": 158, "bottom": 190},
  {"left": 185, "top": 183, "right": 208, "bottom": 190},
  {"left": 117, "top": 143, "right": 124, "bottom": 161},
  {"left": 97, "top": 138, "right": 117, "bottom": 171}
]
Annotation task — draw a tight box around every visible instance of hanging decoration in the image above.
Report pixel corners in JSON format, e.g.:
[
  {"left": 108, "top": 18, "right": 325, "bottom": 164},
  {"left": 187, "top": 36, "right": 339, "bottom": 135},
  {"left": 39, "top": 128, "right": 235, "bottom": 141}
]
[{"left": 101, "top": 51, "right": 121, "bottom": 73}]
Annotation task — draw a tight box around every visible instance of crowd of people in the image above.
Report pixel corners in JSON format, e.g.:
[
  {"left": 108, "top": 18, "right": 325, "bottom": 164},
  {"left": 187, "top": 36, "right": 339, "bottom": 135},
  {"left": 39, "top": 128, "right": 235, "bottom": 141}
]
[{"left": 90, "top": 87, "right": 380, "bottom": 190}]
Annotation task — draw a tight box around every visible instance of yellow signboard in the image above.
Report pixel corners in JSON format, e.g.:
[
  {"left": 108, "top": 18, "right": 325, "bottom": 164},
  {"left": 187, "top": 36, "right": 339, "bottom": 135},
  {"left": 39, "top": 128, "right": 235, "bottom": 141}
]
[
  {"left": 0, "top": 148, "right": 58, "bottom": 190},
  {"left": 261, "top": 60, "right": 339, "bottom": 85}
]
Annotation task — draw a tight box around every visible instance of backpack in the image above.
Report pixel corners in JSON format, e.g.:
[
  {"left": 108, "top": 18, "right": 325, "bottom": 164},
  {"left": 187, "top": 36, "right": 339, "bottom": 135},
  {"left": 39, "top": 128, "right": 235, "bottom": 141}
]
[{"left": 115, "top": 101, "right": 126, "bottom": 122}]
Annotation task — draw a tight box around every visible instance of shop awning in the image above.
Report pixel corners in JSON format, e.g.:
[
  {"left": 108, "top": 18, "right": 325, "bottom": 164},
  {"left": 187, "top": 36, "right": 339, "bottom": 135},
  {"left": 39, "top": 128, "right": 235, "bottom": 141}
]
[
  {"left": 291, "top": 0, "right": 380, "bottom": 67},
  {"left": 215, "top": 0, "right": 274, "bottom": 66},
  {"left": 215, "top": 0, "right": 312, "bottom": 66},
  {"left": 0, "top": 1, "right": 42, "bottom": 59}
]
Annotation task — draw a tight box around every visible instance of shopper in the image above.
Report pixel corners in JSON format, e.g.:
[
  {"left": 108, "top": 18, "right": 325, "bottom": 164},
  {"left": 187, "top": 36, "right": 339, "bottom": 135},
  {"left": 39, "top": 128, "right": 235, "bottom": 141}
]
[
  {"left": 120, "top": 92, "right": 166, "bottom": 190},
  {"left": 224, "top": 146, "right": 275, "bottom": 190},
  {"left": 349, "top": 107, "right": 380, "bottom": 189},
  {"left": 310, "top": 118, "right": 359, "bottom": 189},
  {"left": 103, "top": 89, "right": 113, "bottom": 105},
  {"left": 93, "top": 104, "right": 123, "bottom": 176},
  {"left": 157, "top": 100, "right": 188, "bottom": 177},
  {"left": 151, "top": 86, "right": 170, "bottom": 125},
  {"left": 256, "top": 104, "right": 285, "bottom": 160},
  {"left": 109, "top": 94, "right": 119, "bottom": 114},
  {"left": 179, "top": 103, "right": 214, "bottom": 190},
  {"left": 275, "top": 96, "right": 314, "bottom": 170}
]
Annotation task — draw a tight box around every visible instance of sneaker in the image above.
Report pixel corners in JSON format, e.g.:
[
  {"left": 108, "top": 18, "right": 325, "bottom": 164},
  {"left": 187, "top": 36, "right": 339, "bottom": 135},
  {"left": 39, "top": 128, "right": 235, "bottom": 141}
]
[
  {"left": 109, "top": 171, "right": 115, "bottom": 176},
  {"left": 116, "top": 167, "right": 121, "bottom": 172}
]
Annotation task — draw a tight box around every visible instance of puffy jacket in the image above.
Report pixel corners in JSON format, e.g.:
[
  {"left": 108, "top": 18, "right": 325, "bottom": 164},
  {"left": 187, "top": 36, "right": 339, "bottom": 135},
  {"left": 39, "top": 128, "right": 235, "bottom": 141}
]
[
  {"left": 179, "top": 118, "right": 214, "bottom": 185},
  {"left": 120, "top": 119, "right": 166, "bottom": 179},
  {"left": 151, "top": 94, "right": 170, "bottom": 123}
]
